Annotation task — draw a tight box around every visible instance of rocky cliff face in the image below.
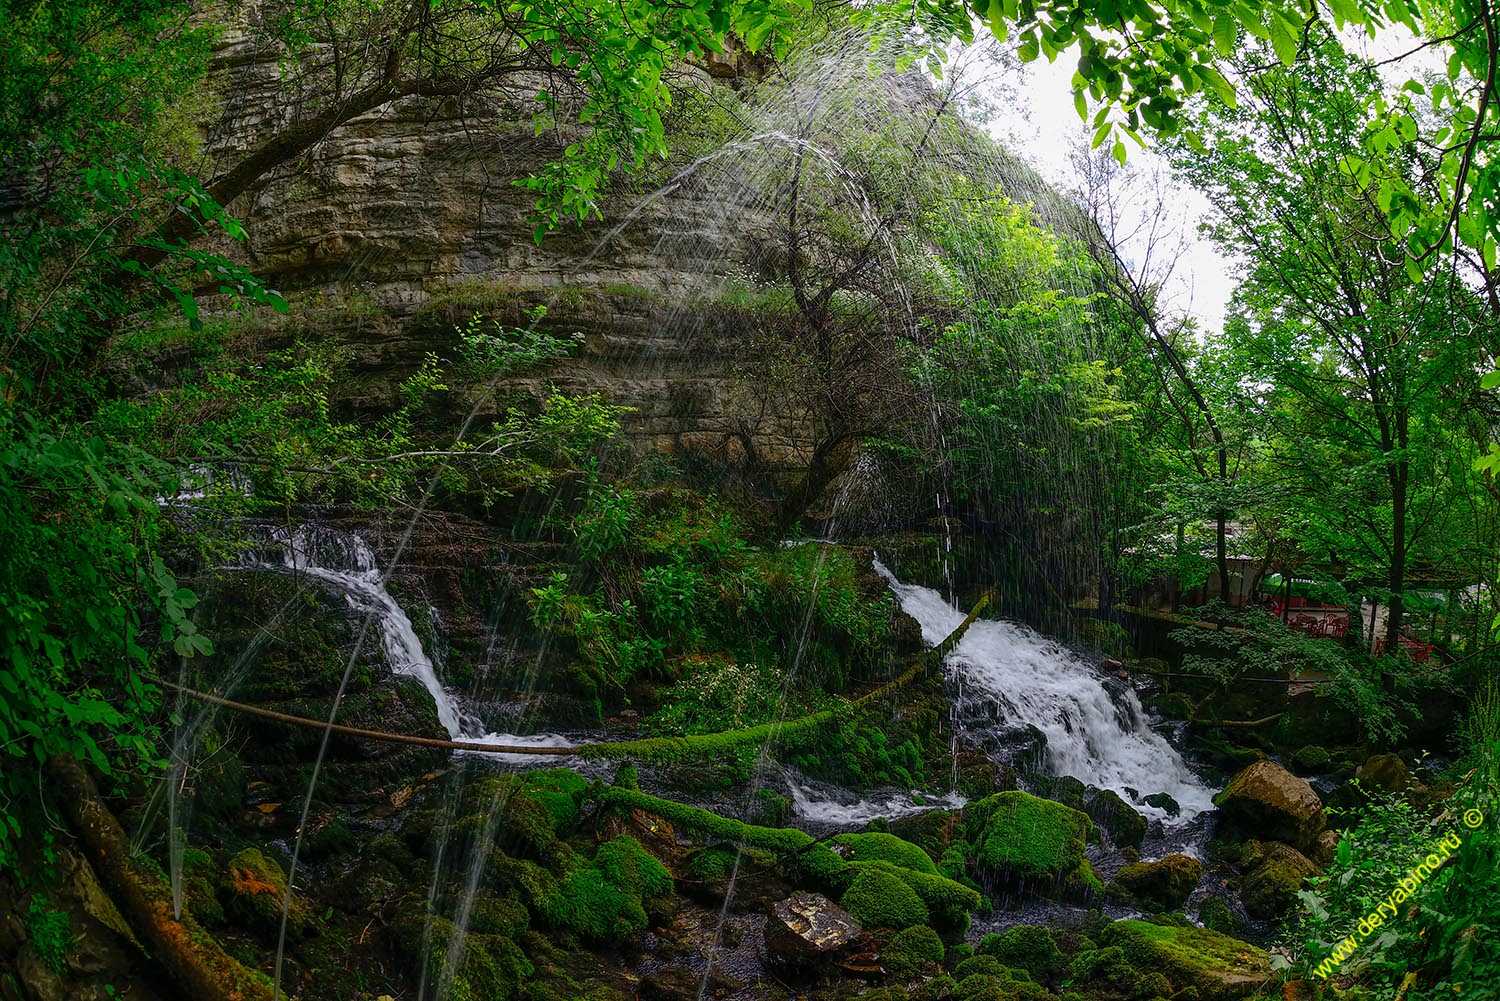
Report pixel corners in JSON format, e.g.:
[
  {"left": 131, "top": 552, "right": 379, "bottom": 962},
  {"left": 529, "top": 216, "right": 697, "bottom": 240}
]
[{"left": 196, "top": 6, "right": 785, "bottom": 465}]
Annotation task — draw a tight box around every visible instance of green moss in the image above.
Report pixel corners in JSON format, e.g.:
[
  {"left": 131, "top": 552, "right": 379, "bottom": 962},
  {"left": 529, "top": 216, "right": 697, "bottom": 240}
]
[
  {"left": 836, "top": 832, "right": 938, "bottom": 874},
  {"left": 1292, "top": 745, "right": 1331, "bottom": 771},
  {"left": 1068, "top": 945, "right": 1138, "bottom": 986},
  {"left": 1106, "top": 854, "right": 1203, "bottom": 911},
  {"left": 884, "top": 924, "right": 945, "bottom": 978},
  {"left": 841, "top": 868, "right": 929, "bottom": 930},
  {"left": 977, "top": 925, "right": 1063, "bottom": 981},
  {"left": 539, "top": 836, "right": 673, "bottom": 942},
  {"left": 1100, "top": 920, "right": 1270, "bottom": 996},
  {"left": 1131, "top": 971, "right": 1173, "bottom": 998},
  {"left": 394, "top": 903, "right": 532, "bottom": 1001},
  {"left": 224, "top": 846, "right": 313, "bottom": 937},
  {"left": 686, "top": 846, "right": 741, "bottom": 882},
  {"left": 1197, "top": 896, "right": 1241, "bottom": 936},
  {"left": 965, "top": 791, "right": 1092, "bottom": 883}
]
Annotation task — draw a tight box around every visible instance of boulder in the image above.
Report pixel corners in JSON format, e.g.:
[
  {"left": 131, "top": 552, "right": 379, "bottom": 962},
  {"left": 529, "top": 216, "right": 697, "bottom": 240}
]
[
  {"left": 1356, "top": 753, "right": 1408, "bottom": 795},
  {"left": 764, "top": 892, "right": 860, "bottom": 966},
  {"left": 1085, "top": 789, "right": 1149, "bottom": 849},
  {"left": 1212, "top": 760, "right": 1325, "bottom": 852},
  {"left": 1240, "top": 842, "right": 1319, "bottom": 919},
  {"left": 1143, "top": 792, "right": 1181, "bottom": 818},
  {"left": 965, "top": 790, "right": 1092, "bottom": 884},
  {"left": 1106, "top": 854, "right": 1203, "bottom": 912},
  {"left": 1100, "top": 920, "right": 1271, "bottom": 1000}
]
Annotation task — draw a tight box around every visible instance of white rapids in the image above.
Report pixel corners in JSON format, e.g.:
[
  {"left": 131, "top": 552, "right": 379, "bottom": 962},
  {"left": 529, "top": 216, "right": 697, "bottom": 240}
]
[{"left": 875, "top": 558, "right": 1215, "bottom": 823}]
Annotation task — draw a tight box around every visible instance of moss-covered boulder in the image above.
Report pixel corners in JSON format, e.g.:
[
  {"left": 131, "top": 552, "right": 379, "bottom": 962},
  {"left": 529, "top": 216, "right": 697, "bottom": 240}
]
[
  {"left": 1100, "top": 920, "right": 1271, "bottom": 1000},
  {"left": 1197, "top": 896, "right": 1243, "bottom": 936},
  {"left": 537, "top": 835, "right": 674, "bottom": 942},
  {"left": 224, "top": 847, "right": 313, "bottom": 938},
  {"left": 394, "top": 903, "right": 533, "bottom": 1001},
  {"left": 1239, "top": 842, "right": 1319, "bottom": 919},
  {"left": 836, "top": 832, "right": 938, "bottom": 874},
  {"left": 976, "top": 925, "right": 1064, "bottom": 982},
  {"left": 840, "top": 867, "right": 928, "bottom": 930},
  {"left": 883, "top": 924, "right": 945, "bottom": 978},
  {"left": 1085, "top": 789, "right": 1148, "bottom": 849},
  {"left": 965, "top": 791, "right": 1092, "bottom": 884},
  {"left": 1212, "top": 760, "right": 1325, "bottom": 853},
  {"left": 1291, "top": 745, "right": 1330, "bottom": 773},
  {"left": 1106, "top": 854, "right": 1203, "bottom": 912}
]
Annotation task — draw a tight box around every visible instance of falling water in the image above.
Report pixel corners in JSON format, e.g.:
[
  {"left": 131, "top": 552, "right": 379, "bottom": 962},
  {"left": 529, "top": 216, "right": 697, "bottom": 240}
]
[
  {"left": 875, "top": 558, "right": 1216, "bottom": 823},
  {"left": 239, "top": 524, "right": 576, "bottom": 754}
]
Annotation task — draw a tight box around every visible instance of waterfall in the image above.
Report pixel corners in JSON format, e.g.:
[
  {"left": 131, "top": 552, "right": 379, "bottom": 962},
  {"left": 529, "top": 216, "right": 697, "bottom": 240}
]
[
  {"left": 875, "top": 558, "right": 1216, "bottom": 823},
  {"left": 240, "top": 525, "right": 571, "bottom": 753}
]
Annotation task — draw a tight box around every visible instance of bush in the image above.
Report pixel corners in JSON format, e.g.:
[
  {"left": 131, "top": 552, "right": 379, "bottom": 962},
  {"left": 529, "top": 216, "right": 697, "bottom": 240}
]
[
  {"left": 884, "top": 924, "right": 945, "bottom": 978},
  {"left": 841, "top": 867, "right": 929, "bottom": 930}
]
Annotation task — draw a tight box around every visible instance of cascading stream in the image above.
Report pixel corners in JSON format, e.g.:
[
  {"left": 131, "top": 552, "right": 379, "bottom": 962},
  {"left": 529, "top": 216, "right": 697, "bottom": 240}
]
[
  {"left": 240, "top": 525, "right": 572, "bottom": 755},
  {"left": 875, "top": 558, "right": 1216, "bottom": 824}
]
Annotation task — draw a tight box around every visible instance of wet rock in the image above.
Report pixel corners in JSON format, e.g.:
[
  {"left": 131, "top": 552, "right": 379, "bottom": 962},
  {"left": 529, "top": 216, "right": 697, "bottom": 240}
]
[
  {"left": 1291, "top": 745, "right": 1330, "bottom": 773},
  {"left": 964, "top": 790, "right": 1093, "bottom": 886},
  {"left": 764, "top": 892, "right": 860, "bottom": 967},
  {"left": 1143, "top": 792, "right": 1181, "bottom": 818},
  {"left": 1240, "top": 842, "right": 1319, "bottom": 919},
  {"left": 1312, "top": 829, "right": 1341, "bottom": 865},
  {"left": 224, "top": 846, "right": 313, "bottom": 938},
  {"left": 1212, "top": 760, "right": 1326, "bottom": 853},
  {"left": 1086, "top": 788, "right": 1149, "bottom": 849},
  {"left": 638, "top": 965, "right": 702, "bottom": 1001},
  {"left": 1356, "top": 753, "right": 1408, "bottom": 794},
  {"left": 1106, "top": 854, "right": 1203, "bottom": 912}
]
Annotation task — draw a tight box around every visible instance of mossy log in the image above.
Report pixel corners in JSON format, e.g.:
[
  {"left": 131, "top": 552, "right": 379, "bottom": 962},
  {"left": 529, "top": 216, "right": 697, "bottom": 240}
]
[{"left": 47, "top": 755, "right": 275, "bottom": 1001}]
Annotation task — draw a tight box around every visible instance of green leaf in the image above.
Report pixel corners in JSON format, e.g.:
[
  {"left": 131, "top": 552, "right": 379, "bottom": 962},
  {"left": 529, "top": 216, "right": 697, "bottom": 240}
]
[
  {"left": 1481, "top": 370, "right": 1500, "bottom": 390},
  {"left": 1269, "top": 12, "right": 1299, "bottom": 65}
]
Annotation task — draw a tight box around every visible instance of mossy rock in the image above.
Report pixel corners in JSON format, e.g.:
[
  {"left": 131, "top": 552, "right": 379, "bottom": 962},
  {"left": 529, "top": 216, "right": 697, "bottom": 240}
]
[
  {"left": 1291, "top": 746, "right": 1331, "bottom": 773},
  {"left": 1069, "top": 945, "right": 1139, "bottom": 986},
  {"left": 1085, "top": 789, "right": 1148, "bottom": 849},
  {"left": 976, "top": 925, "right": 1063, "bottom": 982},
  {"left": 538, "top": 835, "right": 674, "bottom": 942},
  {"left": 953, "top": 974, "right": 1052, "bottom": 1001},
  {"left": 883, "top": 925, "right": 945, "bottom": 978},
  {"left": 223, "top": 847, "right": 313, "bottom": 938},
  {"left": 1239, "top": 842, "right": 1318, "bottom": 919},
  {"left": 836, "top": 832, "right": 938, "bottom": 874},
  {"left": 1100, "top": 920, "right": 1271, "bottom": 1000},
  {"left": 965, "top": 791, "right": 1092, "bottom": 884},
  {"left": 953, "top": 954, "right": 1008, "bottom": 980},
  {"left": 1197, "top": 896, "right": 1242, "bottom": 936},
  {"left": 1106, "top": 854, "right": 1203, "bottom": 912},
  {"left": 1212, "top": 760, "right": 1325, "bottom": 853},
  {"left": 394, "top": 903, "right": 533, "bottom": 1001},
  {"left": 840, "top": 867, "right": 928, "bottom": 930}
]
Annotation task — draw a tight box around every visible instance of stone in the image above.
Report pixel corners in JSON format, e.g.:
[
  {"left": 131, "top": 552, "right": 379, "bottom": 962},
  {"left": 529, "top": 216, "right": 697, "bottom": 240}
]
[
  {"left": 1143, "top": 792, "right": 1181, "bottom": 818},
  {"left": 764, "top": 892, "right": 860, "bottom": 966},
  {"left": 1313, "top": 829, "right": 1341, "bottom": 865},
  {"left": 1106, "top": 854, "right": 1203, "bottom": 912},
  {"left": 1212, "top": 760, "right": 1326, "bottom": 853},
  {"left": 1240, "top": 842, "right": 1319, "bottom": 919},
  {"left": 1355, "top": 753, "right": 1408, "bottom": 795},
  {"left": 1291, "top": 745, "right": 1331, "bottom": 773},
  {"left": 965, "top": 790, "right": 1093, "bottom": 884},
  {"left": 1086, "top": 788, "right": 1149, "bottom": 848}
]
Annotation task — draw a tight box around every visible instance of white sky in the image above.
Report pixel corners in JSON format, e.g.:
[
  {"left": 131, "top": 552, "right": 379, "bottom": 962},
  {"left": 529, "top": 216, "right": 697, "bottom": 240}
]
[{"left": 984, "top": 55, "right": 1240, "bottom": 333}]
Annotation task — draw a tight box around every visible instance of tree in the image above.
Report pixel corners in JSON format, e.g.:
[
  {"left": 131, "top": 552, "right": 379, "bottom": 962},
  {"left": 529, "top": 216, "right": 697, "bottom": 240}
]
[{"left": 1171, "top": 27, "right": 1500, "bottom": 654}]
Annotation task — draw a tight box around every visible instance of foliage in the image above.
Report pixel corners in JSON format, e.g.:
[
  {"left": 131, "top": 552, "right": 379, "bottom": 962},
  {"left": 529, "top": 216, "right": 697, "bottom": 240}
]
[
  {"left": 455, "top": 308, "right": 583, "bottom": 380},
  {"left": 25, "top": 895, "right": 73, "bottom": 976},
  {"left": 571, "top": 483, "right": 638, "bottom": 562},
  {"left": 644, "top": 659, "right": 793, "bottom": 736},
  {"left": 1168, "top": 601, "right": 1417, "bottom": 743}
]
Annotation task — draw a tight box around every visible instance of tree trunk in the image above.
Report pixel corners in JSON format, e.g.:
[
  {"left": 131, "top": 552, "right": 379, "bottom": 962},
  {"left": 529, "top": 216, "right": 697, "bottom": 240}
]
[
  {"left": 47, "top": 756, "right": 275, "bottom": 1001},
  {"left": 1384, "top": 410, "right": 1410, "bottom": 655}
]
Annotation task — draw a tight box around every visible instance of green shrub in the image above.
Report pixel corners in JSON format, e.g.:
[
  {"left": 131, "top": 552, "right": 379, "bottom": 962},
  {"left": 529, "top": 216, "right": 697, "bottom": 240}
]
[
  {"left": 539, "top": 836, "right": 672, "bottom": 942},
  {"left": 884, "top": 924, "right": 945, "bottom": 978},
  {"left": 572, "top": 484, "right": 636, "bottom": 562},
  {"left": 836, "top": 832, "right": 938, "bottom": 874},
  {"left": 977, "top": 925, "right": 1064, "bottom": 981},
  {"left": 841, "top": 867, "right": 929, "bottom": 930}
]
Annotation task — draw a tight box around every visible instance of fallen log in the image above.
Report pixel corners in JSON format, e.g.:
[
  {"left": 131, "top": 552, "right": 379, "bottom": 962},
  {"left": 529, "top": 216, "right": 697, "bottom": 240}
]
[{"left": 47, "top": 755, "right": 275, "bottom": 1001}]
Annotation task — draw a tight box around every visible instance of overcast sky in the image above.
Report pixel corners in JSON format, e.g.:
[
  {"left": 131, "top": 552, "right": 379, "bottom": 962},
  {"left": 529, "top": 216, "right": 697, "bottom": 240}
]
[{"left": 982, "top": 55, "right": 1240, "bottom": 334}]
